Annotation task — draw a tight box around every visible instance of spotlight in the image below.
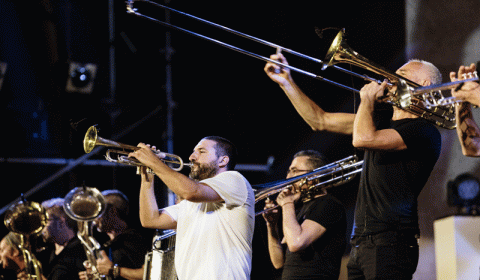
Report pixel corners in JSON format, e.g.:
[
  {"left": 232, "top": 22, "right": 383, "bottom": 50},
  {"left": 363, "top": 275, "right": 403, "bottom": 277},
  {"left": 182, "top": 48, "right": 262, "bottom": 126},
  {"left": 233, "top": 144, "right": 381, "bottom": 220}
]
[
  {"left": 66, "top": 62, "right": 97, "bottom": 94},
  {"left": 447, "top": 173, "right": 480, "bottom": 214},
  {"left": 0, "top": 61, "right": 7, "bottom": 91}
]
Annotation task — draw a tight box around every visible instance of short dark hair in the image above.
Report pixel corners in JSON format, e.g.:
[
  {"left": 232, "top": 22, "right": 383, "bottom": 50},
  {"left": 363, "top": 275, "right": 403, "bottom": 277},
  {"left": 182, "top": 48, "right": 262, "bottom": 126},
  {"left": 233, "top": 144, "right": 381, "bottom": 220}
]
[
  {"left": 101, "top": 189, "right": 130, "bottom": 222},
  {"left": 202, "top": 136, "right": 238, "bottom": 170},
  {"left": 293, "top": 150, "right": 329, "bottom": 170}
]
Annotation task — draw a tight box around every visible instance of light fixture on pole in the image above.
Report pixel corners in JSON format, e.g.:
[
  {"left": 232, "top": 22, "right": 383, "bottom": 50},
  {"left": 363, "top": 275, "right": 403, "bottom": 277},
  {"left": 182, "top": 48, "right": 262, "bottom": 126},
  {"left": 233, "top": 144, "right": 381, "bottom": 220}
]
[
  {"left": 66, "top": 62, "right": 97, "bottom": 94},
  {"left": 447, "top": 173, "right": 480, "bottom": 215}
]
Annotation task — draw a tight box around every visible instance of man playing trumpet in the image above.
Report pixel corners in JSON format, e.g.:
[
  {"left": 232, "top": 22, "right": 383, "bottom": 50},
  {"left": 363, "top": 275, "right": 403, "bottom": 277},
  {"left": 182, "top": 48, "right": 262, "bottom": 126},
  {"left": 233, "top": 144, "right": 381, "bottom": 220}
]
[{"left": 129, "top": 136, "right": 255, "bottom": 280}]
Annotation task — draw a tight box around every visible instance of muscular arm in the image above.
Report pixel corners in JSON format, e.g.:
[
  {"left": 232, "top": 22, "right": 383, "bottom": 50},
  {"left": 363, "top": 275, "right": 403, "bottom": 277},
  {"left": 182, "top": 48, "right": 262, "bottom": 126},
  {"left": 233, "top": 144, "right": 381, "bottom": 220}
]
[
  {"left": 450, "top": 64, "right": 480, "bottom": 157},
  {"left": 455, "top": 102, "right": 480, "bottom": 157},
  {"left": 266, "top": 221, "right": 285, "bottom": 269},
  {"left": 352, "top": 81, "right": 407, "bottom": 150},
  {"left": 139, "top": 169, "right": 178, "bottom": 229},
  {"left": 117, "top": 267, "right": 145, "bottom": 280},
  {"left": 281, "top": 203, "right": 326, "bottom": 253},
  {"left": 265, "top": 53, "right": 355, "bottom": 134}
]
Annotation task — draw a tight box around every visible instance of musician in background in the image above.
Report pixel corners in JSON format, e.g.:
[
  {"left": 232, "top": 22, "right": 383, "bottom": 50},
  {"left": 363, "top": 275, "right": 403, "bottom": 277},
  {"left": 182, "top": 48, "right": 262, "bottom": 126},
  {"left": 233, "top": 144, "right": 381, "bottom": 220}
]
[
  {"left": 79, "top": 189, "right": 150, "bottom": 280},
  {"left": 39, "top": 198, "right": 87, "bottom": 280},
  {"left": 130, "top": 136, "right": 255, "bottom": 280},
  {"left": 263, "top": 150, "right": 346, "bottom": 280},
  {"left": 0, "top": 232, "right": 27, "bottom": 279},
  {"left": 265, "top": 53, "right": 442, "bottom": 279},
  {"left": 450, "top": 63, "right": 480, "bottom": 157}
]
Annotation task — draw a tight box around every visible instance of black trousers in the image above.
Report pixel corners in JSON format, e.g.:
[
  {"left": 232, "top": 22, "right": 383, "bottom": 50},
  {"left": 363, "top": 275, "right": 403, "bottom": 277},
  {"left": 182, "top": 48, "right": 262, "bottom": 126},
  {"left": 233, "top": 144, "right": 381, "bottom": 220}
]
[{"left": 346, "top": 231, "right": 420, "bottom": 280}]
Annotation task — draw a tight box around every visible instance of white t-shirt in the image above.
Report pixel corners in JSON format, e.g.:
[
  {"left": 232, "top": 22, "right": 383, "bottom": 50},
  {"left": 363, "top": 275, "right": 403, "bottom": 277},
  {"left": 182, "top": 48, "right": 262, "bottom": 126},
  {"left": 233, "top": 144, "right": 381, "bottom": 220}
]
[{"left": 163, "top": 171, "right": 255, "bottom": 280}]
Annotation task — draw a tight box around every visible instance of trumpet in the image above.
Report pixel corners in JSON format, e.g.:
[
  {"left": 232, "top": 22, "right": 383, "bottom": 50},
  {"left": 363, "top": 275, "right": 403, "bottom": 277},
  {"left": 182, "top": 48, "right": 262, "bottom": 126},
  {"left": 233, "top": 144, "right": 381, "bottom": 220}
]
[
  {"left": 254, "top": 155, "right": 363, "bottom": 216},
  {"left": 83, "top": 126, "right": 191, "bottom": 172}
]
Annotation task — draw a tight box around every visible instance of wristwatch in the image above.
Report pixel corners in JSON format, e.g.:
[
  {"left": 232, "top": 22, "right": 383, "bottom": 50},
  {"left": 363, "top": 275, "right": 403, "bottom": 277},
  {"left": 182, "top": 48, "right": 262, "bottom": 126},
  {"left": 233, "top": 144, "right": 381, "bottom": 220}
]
[{"left": 113, "top": 264, "right": 120, "bottom": 278}]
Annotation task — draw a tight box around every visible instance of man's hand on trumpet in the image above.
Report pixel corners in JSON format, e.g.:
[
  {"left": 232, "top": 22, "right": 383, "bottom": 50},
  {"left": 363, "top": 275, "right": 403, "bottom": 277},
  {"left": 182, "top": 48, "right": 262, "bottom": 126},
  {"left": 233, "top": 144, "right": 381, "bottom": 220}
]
[
  {"left": 128, "top": 143, "right": 166, "bottom": 169},
  {"left": 450, "top": 63, "right": 480, "bottom": 107}
]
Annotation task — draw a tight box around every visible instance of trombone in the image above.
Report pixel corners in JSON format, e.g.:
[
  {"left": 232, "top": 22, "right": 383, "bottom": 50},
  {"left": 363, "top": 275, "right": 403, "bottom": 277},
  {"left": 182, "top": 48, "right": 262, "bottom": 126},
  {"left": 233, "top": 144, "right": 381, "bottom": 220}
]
[
  {"left": 83, "top": 126, "right": 191, "bottom": 172},
  {"left": 254, "top": 155, "right": 363, "bottom": 216},
  {"left": 125, "top": 0, "right": 461, "bottom": 129}
]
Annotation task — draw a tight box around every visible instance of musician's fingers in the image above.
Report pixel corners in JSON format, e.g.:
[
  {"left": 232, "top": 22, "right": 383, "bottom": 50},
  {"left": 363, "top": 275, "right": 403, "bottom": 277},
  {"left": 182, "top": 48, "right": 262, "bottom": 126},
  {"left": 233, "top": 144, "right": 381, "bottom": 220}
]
[{"left": 450, "top": 71, "right": 457, "bottom": 82}]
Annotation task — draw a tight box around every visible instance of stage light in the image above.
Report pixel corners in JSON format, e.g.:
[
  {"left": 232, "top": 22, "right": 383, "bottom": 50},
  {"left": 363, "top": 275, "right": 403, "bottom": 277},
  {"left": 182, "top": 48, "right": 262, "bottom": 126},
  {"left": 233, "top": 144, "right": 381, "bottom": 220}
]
[
  {"left": 66, "top": 62, "right": 97, "bottom": 94},
  {"left": 447, "top": 173, "right": 480, "bottom": 214},
  {"left": 0, "top": 61, "right": 7, "bottom": 91}
]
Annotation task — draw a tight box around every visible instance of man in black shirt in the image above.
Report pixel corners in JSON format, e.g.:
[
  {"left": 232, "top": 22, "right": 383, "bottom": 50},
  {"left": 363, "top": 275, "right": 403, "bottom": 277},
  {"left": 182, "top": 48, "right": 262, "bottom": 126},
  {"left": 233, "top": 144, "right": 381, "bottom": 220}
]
[
  {"left": 264, "top": 54, "right": 442, "bottom": 279},
  {"left": 79, "top": 189, "right": 150, "bottom": 280},
  {"left": 263, "top": 150, "right": 347, "bottom": 280},
  {"left": 39, "top": 197, "right": 88, "bottom": 280}
]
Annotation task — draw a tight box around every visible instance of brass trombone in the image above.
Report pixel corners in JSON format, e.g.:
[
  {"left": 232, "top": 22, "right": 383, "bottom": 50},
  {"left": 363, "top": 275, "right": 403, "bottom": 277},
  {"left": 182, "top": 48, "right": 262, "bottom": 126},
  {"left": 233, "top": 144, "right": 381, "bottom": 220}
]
[
  {"left": 83, "top": 126, "right": 191, "bottom": 172},
  {"left": 254, "top": 155, "right": 363, "bottom": 216},
  {"left": 125, "top": 0, "right": 467, "bottom": 129}
]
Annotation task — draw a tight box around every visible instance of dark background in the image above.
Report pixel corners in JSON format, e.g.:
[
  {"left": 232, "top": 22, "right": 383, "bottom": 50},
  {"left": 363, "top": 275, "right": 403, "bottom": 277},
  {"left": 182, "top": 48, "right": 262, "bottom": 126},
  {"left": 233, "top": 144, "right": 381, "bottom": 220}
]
[{"left": 0, "top": 0, "right": 406, "bottom": 278}]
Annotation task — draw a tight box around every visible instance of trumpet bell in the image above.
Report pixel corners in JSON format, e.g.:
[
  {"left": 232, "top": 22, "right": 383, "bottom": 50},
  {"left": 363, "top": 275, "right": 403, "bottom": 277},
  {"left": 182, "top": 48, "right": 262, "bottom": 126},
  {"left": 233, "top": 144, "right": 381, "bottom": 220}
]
[
  {"left": 82, "top": 126, "right": 190, "bottom": 172},
  {"left": 4, "top": 200, "right": 47, "bottom": 236},
  {"left": 84, "top": 126, "right": 98, "bottom": 154},
  {"left": 64, "top": 186, "right": 106, "bottom": 221}
]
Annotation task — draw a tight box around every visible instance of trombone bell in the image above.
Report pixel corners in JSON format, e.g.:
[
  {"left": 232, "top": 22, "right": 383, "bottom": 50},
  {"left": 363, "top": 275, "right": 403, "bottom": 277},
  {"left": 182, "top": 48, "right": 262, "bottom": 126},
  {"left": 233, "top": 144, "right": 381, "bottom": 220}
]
[{"left": 322, "top": 29, "right": 457, "bottom": 129}]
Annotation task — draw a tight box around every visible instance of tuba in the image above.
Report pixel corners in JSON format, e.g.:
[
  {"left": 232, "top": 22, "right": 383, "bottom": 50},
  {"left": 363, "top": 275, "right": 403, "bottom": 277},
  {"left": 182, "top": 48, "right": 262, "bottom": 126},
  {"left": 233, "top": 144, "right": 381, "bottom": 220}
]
[
  {"left": 254, "top": 155, "right": 363, "bottom": 216},
  {"left": 63, "top": 186, "right": 111, "bottom": 280},
  {"left": 4, "top": 196, "right": 47, "bottom": 279}
]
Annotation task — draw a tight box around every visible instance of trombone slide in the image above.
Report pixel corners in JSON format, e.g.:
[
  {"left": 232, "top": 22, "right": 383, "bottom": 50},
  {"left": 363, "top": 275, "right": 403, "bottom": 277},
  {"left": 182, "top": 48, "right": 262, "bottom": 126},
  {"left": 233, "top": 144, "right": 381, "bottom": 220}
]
[{"left": 254, "top": 155, "right": 363, "bottom": 216}]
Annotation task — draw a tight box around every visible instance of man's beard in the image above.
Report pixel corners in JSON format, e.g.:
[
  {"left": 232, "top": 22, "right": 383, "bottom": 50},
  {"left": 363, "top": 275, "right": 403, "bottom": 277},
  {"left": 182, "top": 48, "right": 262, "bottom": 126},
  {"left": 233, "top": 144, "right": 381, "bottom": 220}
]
[{"left": 189, "top": 161, "right": 218, "bottom": 181}]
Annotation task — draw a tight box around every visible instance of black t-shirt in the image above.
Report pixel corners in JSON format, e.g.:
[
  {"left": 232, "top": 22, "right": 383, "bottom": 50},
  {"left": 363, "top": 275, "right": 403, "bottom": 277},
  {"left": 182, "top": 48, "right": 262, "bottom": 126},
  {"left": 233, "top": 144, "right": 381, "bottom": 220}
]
[
  {"left": 41, "top": 237, "right": 87, "bottom": 280},
  {"left": 352, "top": 118, "right": 441, "bottom": 237},
  {"left": 282, "top": 194, "right": 347, "bottom": 280},
  {"left": 103, "top": 228, "right": 151, "bottom": 280}
]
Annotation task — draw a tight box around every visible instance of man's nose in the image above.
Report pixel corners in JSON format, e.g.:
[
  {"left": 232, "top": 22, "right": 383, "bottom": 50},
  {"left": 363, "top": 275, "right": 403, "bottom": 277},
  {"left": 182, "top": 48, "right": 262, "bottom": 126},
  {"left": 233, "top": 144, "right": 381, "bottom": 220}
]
[{"left": 189, "top": 152, "right": 198, "bottom": 162}]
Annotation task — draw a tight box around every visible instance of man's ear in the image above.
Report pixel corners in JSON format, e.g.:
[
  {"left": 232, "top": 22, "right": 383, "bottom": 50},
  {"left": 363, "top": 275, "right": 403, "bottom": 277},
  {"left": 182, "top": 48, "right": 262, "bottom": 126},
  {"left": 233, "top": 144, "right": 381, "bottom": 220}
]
[
  {"left": 218, "top": 156, "right": 229, "bottom": 168},
  {"left": 421, "top": 79, "right": 431, "bottom": 86}
]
